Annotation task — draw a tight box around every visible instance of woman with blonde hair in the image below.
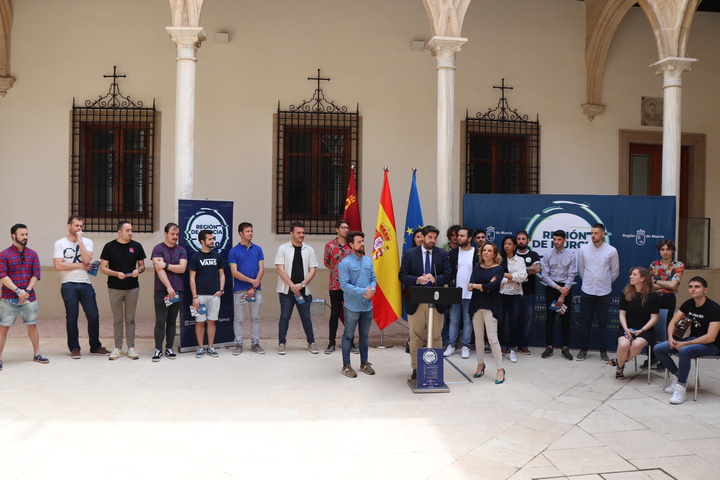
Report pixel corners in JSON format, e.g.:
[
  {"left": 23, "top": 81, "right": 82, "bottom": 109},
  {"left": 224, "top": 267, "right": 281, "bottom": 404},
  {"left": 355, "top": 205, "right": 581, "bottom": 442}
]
[
  {"left": 611, "top": 267, "right": 659, "bottom": 380},
  {"left": 467, "top": 242, "right": 505, "bottom": 383}
]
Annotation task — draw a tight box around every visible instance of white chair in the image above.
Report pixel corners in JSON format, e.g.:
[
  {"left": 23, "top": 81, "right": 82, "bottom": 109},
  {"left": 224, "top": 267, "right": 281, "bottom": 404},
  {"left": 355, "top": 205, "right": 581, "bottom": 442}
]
[{"left": 663, "top": 353, "right": 720, "bottom": 401}]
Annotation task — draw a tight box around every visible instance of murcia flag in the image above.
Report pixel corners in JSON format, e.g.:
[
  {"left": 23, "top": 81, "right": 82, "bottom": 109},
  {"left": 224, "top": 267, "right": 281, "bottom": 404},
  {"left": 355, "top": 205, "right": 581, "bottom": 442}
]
[
  {"left": 344, "top": 167, "right": 362, "bottom": 232},
  {"left": 371, "top": 169, "right": 402, "bottom": 329}
]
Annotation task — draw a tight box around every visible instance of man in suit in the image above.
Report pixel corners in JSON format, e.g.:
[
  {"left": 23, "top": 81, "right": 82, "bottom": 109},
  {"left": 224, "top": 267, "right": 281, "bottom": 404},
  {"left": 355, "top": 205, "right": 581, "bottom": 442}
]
[{"left": 399, "top": 225, "right": 452, "bottom": 379}]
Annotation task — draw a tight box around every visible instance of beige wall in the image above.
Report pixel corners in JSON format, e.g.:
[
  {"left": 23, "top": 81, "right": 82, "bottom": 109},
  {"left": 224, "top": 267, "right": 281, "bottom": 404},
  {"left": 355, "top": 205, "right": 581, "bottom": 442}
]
[{"left": 1, "top": 0, "right": 719, "bottom": 318}]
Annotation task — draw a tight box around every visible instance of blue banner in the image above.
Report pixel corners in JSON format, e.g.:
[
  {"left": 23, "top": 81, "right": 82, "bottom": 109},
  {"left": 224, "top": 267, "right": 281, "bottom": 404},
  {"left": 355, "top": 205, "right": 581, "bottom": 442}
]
[
  {"left": 463, "top": 194, "right": 676, "bottom": 350},
  {"left": 178, "top": 199, "right": 235, "bottom": 352}
]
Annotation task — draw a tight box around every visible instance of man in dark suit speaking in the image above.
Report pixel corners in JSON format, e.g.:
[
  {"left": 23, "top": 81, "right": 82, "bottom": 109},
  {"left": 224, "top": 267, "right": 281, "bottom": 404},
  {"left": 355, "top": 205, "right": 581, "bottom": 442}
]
[{"left": 399, "top": 225, "right": 452, "bottom": 379}]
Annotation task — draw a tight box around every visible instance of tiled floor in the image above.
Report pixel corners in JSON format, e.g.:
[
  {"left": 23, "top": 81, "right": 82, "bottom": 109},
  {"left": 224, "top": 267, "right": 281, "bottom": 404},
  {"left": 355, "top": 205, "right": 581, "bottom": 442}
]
[{"left": 2, "top": 317, "right": 720, "bottom": 479}]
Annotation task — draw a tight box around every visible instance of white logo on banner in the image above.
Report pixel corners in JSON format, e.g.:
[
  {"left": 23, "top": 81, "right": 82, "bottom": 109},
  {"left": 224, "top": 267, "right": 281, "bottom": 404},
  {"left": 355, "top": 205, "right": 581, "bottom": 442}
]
[
  {"left": 524, "top": 201, "right": 608, "bottom": 258},
  {"left": 486, "top": 226, "right": 496, "bottom": 242},
  {"left": 635, "top": 229, "right": 646, "bottom": 246},
  {"left": 184, "top": 207, "right": 230, "bottom": 253}
]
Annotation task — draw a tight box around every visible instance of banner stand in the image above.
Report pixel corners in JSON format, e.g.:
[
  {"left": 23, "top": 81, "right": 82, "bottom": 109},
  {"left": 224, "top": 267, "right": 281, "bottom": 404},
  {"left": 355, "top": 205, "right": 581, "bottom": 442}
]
[{"left": 371, "top": 329, "right": 394, "bottom": 349}]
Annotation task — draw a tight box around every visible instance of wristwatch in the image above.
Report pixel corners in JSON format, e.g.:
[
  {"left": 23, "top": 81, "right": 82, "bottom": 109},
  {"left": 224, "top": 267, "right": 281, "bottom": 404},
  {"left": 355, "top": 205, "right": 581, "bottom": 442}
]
[{"left": 164, "top": 263, "right": 169, "bottom": 271}]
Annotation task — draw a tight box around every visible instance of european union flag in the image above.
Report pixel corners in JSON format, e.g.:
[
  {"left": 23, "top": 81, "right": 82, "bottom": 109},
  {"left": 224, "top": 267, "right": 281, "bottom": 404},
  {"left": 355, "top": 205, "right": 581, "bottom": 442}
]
[{"left": 402, "top": 169, "right": 424, "bottom": 253}]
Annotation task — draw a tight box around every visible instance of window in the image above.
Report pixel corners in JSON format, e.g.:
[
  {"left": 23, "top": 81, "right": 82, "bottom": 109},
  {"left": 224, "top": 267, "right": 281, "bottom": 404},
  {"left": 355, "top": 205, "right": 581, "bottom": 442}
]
[
  {"left": 465, "top": 119, "right": 539, "bottom": 194},
  {"left": 70, "top": 72, "right": 156, "bottom": 232},
  {"left": 275, "top": 75, "right": 360, "bottom": 235}
]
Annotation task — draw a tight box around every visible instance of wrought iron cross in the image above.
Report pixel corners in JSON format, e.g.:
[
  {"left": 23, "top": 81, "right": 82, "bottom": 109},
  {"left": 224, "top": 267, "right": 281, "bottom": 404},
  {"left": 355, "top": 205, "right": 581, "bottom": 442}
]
[
  {"left": 104, "top": 66, "right": 126, "bottom": 83},
  {"left": 493, "top": 78, "right": 513, "bottom": 99},
  {"left": 308, "top": 69, "right": 330, "bottom": 93}
]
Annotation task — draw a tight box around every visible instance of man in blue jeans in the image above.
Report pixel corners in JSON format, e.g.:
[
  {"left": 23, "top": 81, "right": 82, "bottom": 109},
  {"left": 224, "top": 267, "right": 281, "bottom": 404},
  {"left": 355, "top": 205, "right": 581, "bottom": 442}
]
[
  {"left": 445, "top": 227, "right": 476, "bottom": 359},
  {"left": 53, "top": 216, "right": 110, "bottom": 359},
  {"left": 275, "top": 221, "right": 319, "bottom": 355},
  {"left": 654, "top": 276, "right": 720, "bottom": 404},
  {"left": 338, "top": 231, "right": 376, "bottom": 377}
]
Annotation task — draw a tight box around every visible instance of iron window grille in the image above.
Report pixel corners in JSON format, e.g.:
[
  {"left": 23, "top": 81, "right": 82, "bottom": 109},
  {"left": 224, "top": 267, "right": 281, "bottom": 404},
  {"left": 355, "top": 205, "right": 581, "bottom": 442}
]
[
  {"left": 71, "top": 67, "right": 156, "bottom": 232},
  {"left": 275, "top": 70, "right": 360, "bottom": 235},
  {"left": 465, "top": 79, "right": 539, "bottom": 194}
]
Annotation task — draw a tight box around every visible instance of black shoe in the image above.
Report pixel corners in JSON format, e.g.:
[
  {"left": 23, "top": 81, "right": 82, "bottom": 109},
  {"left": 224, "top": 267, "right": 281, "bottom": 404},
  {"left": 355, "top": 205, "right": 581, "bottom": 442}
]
[
  {"left": 411, "top": 369, "right": 417, "bottom": 380},
  {"left": 600, "top": 351, "right": 610, "bottom": 364},
  {"left": 639, "top": 359, "right": 650, "bottom": 369},
  {"left": 405, "top": 342, "right": 410, "bottom": 354},
  {"left": 561, "top": 348, "right": 574, "bottom": 361},
  {"left": 541, "top": 347, "right": 554, "bottom": 358},
  {"left": 652, "top": 363, "right": 666, "bottom": 372},
  {"left": 576, "top": 349, "right": 587, "bottom": 361}
]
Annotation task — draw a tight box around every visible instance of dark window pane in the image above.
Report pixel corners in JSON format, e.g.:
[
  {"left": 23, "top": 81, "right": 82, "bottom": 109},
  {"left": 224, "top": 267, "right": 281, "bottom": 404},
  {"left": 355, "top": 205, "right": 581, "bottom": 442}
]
[
  {"left": 289, "top": 133, "right": 311, "bottom": 154},
  {"left": 92, "top": 130, "right": 114, "bottom": 150},
  {"left": 288, "top": 156, "right": 312, "bottom": 214}
]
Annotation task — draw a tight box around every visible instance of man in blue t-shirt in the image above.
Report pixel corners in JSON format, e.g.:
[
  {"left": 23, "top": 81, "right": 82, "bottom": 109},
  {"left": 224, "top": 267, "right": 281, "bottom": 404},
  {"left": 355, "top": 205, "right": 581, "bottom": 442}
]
[
  {"left": 189, "top": 230, "right": 225, "bottom": 358},
  {"left": 228, "top": 222, "right": 265, "bottom": 355}
]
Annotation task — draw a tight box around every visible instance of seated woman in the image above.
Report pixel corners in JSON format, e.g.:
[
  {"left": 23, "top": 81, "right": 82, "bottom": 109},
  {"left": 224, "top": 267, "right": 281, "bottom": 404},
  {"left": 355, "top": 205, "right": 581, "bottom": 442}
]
[
  {"left": 612, "top": 267, "right": 659, "bottom": 380},
  {"left": 467, "top": 242, "right": 505, "bottom": 383}
]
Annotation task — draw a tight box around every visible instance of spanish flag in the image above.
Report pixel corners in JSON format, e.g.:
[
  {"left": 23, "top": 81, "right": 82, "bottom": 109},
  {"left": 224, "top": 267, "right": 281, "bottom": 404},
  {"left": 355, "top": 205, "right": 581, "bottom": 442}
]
[
  {"left": 371, "top": 169, "right": 402, "bottom": 329},
  {"left": 344, "top": 167, "right": 362, "bottom": 232}
]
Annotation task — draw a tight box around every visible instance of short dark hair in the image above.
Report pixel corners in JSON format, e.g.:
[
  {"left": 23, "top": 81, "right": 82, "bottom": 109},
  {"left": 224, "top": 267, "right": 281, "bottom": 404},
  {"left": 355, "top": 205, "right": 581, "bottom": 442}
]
[
  {"left": 474, "top": 228, "right": 486, "bottom": 237},
  {"left": 335, "top": 219, "right": 349, "bottom": 229},
  {"left": 117, "top": 220, "right": 131, "bottom": 231},
  {"left": 347, "top": 231, "right": 365, "bottom": 244},
  {"left": 11, "top": 223, "right": 27, "bottom": 236},
  {"left": 198, "top": 229, "right": 213, "bottom": 243},
  {"left": 458, "top": 226, "right": 472, "bottom": 237},
  {"left": 516, "top": 230, "right": 529, "bottom": 238},
  {"left": 164, "top": 222, "right": 179, "bottom": 233},
  {"left": 446, "top": 224, "right": 461, "bottom": 237},
  {"left": 553, "top": 229, "right": 566, "bottom": 239},
  {"left": 290, "top": 221, "right": 305, "bottom": 233},
  {"left": 592, "top": 223, "right": 606, "bottom": 232},
  {"left": 238, "top": 222, "right": 253, "bottom": 233},
  {"left": 422, "top": 225, "right": 440, "bottom": 236},
  {"left": 656, "top": 239, "right": 676, "bottom": 253},
  {"left": 689, "top": 276, "right": 708, "bottom": 288},
  {"left": 67, "top": 215, "right": 84, "bottom": 225}
]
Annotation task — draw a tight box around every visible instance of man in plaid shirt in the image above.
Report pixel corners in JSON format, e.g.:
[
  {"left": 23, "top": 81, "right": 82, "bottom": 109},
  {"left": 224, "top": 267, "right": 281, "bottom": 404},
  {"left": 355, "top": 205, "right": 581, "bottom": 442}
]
[{"left": 0, "top": 223, "right": 49, "bottom": 370}]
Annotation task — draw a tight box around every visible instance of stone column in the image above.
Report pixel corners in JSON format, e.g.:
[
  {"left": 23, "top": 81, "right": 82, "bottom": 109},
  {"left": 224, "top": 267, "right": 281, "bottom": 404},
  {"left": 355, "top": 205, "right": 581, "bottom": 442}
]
[
  {"left": 428, "top": 36, "right": 467, "bottom": 236},
  {"left": 166, "top": 27, "right": 205, "bottom": 202},
  {"left": 651, "top": 56, "right": 696, "bottom": 237}
]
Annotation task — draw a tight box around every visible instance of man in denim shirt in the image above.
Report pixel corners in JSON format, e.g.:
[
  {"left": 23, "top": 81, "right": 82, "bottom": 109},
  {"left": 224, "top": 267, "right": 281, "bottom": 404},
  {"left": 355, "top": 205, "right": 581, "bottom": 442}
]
[{"left": 338, "top": 231, "right": 377, "bottom": 378}]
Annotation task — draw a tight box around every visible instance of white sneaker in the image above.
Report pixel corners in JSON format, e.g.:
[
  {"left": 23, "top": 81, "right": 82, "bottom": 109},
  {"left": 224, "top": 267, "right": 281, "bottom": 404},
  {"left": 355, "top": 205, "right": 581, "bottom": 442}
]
[
  {"left": 461, "top": 346, "right": 470, "bottom": 359},
  {"left": 509, "top": 350, "right": 518, "bottom": 363},
  {"left": 664, "top": 376, "right": 678, "bottom": 393},
  {"left": 109, "top": 348, "right": 122, "bottom": 360},
  {"left": 127, "top": 347, "right": 139, "bottom": 360},
  {"left": 443, "top": 345, "right": 456, "bottom": 357},
  {"left": 669, "top": 384, "right": 687, "bottom": 404}
]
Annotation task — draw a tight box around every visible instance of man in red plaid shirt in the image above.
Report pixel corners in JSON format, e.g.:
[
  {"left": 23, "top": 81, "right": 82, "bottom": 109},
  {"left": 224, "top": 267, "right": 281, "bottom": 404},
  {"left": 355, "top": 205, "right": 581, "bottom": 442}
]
[
  {"left": 323, "top": 219, "right": 357, "bottom": 354},
  {"left": 0, "top": 223, "right": 49, "bottom": 370}
]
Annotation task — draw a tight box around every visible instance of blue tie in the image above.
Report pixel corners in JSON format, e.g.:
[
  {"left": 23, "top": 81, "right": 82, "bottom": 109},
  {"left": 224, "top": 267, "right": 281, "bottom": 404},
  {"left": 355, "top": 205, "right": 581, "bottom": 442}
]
[{"left": 424, "top": 250, "right": 431, "bottom": 275}]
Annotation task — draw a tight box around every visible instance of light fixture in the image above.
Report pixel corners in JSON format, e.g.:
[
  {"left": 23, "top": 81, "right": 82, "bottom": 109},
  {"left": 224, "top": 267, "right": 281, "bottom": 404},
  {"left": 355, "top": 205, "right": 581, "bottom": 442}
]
[{"left": 215, "top": 32, "right": 229, "bottom": 44}]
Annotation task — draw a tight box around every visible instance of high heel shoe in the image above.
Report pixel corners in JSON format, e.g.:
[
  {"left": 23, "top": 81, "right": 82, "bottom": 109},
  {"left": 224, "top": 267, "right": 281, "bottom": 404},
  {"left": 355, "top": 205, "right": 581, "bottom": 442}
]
[
  {"left": 473, "top": 365, "right": 486, "bottom": 378},
  {"left": 495, "top": 368, "right": 506, "bottom": 384}
]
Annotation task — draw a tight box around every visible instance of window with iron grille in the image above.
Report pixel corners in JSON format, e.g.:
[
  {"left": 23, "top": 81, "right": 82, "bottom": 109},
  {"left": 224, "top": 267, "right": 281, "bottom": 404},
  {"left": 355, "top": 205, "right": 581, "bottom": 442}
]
[
  {"left": 70, "top": 68, "right": 156, "bottom": 232},
  {"left": 275, "top": 70, "right": 360, "bottom": 235},
  {"left": 465, "top": 80, "right": 539, "bottom": 194}
]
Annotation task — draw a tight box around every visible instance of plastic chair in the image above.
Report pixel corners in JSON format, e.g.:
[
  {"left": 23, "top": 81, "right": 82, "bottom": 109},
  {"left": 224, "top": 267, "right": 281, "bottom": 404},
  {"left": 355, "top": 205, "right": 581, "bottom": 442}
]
[
  {"left": 634, "top": 309, "right": 668, "bottom": 384},
  {"left": 664, "top": 354, "right": 720, "bottom": 401}
]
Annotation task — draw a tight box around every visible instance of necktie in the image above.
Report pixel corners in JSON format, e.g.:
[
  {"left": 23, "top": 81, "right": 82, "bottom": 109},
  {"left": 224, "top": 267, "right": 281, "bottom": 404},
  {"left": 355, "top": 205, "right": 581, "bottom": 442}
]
[{"left": 424, "top": 250, "right": 431, "bottom": 275}]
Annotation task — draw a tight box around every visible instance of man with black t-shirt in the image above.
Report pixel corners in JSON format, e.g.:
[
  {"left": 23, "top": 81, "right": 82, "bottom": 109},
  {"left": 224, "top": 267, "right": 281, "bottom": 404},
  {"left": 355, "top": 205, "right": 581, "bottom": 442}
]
[
  {"left": 189, "top": 230, "right": 225, "bottom": 359},
  {"left": 274, "top": 221, "right": 319, "bottom": 355},
  {"left": 515, "top": 230, "right": 541, "bottom": 355},
  {"left": 100, "top": 221, "right": 146, "bottom": 361},
  {"left": 654, "top": 276, "right": 720, "bottom": 404}
]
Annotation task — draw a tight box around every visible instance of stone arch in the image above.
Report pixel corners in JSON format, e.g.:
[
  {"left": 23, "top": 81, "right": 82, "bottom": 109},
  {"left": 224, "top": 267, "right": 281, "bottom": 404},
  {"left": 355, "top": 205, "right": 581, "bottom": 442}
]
[
  {"left": 0, "top": 0, "right": 14, "bottom": 97},
  {"left": 422, "top": 0, "right": 471, "bottom": 37},
  {"left": 637, "top": 0, "right": 700, "bottom": 59},
  {"left": 582, "top": 0, "right": 634, "bottom": 120}
]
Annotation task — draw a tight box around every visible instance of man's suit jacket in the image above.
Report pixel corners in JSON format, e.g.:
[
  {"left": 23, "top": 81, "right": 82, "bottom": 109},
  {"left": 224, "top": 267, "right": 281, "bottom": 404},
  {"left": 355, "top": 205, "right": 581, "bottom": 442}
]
[{"left": 399, "top": 246, "right": 452, "bottom": 315}]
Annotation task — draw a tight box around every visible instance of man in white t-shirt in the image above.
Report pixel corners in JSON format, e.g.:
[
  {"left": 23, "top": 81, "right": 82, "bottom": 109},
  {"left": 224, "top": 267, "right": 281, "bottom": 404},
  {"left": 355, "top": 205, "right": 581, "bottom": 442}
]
[
  {"left": 445, "top": 227, "right": 477, "bottom": 359},
  {"left": 53, "top": 216, "right": 110, "bottom": 359}
]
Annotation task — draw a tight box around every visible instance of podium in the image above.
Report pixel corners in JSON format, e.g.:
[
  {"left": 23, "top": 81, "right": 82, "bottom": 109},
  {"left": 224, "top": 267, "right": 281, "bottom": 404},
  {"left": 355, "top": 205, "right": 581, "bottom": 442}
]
[{"left": 407, "top": 286, "right": 462, "bottom": 393}]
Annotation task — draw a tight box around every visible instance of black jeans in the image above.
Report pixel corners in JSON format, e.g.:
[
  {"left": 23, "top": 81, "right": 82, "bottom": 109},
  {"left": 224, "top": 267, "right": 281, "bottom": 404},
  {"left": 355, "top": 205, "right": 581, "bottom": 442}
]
[
  {"left": 154, "top": 290, "right": 181, "bottom": 350},
  {"left": 545, "top": 286, "right": 571, "bottom": 347}
]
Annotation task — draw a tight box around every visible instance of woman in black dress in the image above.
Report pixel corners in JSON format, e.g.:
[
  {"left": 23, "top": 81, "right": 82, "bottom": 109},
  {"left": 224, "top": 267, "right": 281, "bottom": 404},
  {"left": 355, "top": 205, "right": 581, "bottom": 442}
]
[
  {"left": 468, "top": 242, "right": 505, "bottom": 383},
  {"left": 613, "top": 267, "right": 659, "bottom": 379}
]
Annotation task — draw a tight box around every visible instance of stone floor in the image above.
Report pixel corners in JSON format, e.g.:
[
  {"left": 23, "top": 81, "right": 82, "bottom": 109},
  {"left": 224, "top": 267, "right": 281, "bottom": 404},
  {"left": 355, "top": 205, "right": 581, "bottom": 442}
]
[{"left": 2, "top": 316, "right": 720, "bottom": 479}]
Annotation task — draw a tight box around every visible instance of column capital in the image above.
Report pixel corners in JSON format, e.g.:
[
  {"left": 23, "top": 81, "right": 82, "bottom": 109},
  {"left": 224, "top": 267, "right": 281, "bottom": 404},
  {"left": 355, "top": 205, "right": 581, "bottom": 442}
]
[
  {"left": 166, "top": 26, "right": 206, "bottom": 50},
  {"left": 651, "top": 56, "right": 697, "bottom": 88},
  {"left": 427, "top": 36, "right": 467, "bottom": 68},
  {"left": 0, "top": 76, "right": 14, "bottom": 97}
]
